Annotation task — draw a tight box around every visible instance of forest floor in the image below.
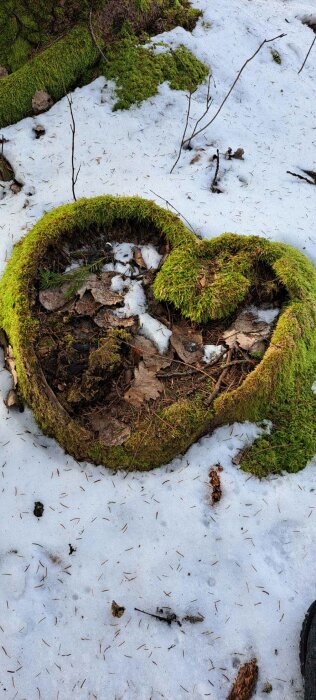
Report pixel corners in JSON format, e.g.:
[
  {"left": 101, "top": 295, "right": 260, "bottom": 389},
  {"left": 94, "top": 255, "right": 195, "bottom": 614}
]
[{"left": 0, "top": 0, "right": 316, "bottom": 698}]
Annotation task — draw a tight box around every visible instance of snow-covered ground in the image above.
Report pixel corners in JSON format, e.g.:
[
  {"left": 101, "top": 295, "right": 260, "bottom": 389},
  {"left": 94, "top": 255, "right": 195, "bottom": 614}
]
[{"left": 1, "top": 0, "right": 316, "bottom": 697}]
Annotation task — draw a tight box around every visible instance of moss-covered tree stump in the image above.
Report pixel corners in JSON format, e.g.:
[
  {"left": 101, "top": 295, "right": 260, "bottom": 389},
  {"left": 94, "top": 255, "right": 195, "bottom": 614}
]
[{"left": 0, "top": 195, "right": 315, "bottom": 475}]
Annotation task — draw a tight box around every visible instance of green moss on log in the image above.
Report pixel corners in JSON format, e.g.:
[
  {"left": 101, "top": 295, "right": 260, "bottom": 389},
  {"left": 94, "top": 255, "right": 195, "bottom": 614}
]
[
  {"left": 0, "top": 196, "right": 315, "bottom": 475},
  {"left": 0, "top": 25, "right": 99, "bottom": 128}
]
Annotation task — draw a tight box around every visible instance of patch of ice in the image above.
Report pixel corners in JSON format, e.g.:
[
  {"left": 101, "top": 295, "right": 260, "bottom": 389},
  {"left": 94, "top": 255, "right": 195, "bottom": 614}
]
[
  {"left": 115, "top": 280, "right": 146, "bottom": 318},
  {"left": 141, "top": 244, "right": 162, "bottom": 270},
  {"left": 139, "top": 313, "right": 172, "bottom": 354},
  {"left": 248, "top": 305, "right": 280, "bottom": 324},
  {"left": 203, "top": 344, "right": 226, "bottom": 364},
  {"left": 113, "top": 242, "right": 134, "bottom": 263}
]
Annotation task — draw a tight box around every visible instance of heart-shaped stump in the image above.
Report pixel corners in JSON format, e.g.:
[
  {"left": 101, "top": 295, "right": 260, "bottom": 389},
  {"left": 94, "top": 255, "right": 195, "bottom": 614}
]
[{"left": 0, "top": 195, "right": 315, "bottom": 475}]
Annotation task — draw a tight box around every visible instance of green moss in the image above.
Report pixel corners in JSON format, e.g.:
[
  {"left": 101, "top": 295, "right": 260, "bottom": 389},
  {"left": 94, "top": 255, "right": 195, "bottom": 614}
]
[
  {"left": 271, "top": 49, "right": 281, "bottom": 65},
  {"left": 0, "top": 196, "right": 315, "bottom": 475},
  {"left": 102, "top": 38, "right": 208, "bottom": 111},
  {"left": 0, "top": 25, "right": 99, "bottom": 128}
]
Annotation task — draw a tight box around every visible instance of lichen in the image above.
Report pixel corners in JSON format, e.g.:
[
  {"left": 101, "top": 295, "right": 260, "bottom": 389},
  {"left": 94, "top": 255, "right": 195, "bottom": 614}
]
[{"left": 0, "top": 196, "right": 315, "bottom": 475}]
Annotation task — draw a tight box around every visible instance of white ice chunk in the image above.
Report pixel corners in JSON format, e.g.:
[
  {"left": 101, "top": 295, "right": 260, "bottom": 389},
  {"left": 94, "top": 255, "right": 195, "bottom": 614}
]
[
  {"left": 203, "top": 344, "right": 226, "bottom": 364},
  {"left": 248, "top": 305, "right": 280, "bottom": 324},
  {"left": 115, "top": 281, "right": 146, "bottom": 318},
  {"left": 113, "top": 242, "right": 134, "bottom": 263},
  {"left": 139, "top": 313, "right": 172, "bottom": 354},
  {"left": 141, "top": 244, "right": 162, "bottom": 270}
]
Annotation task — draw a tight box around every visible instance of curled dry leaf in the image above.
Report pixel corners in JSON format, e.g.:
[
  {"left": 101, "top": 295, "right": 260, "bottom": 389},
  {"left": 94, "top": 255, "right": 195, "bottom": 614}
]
[
  {"left": 111, "top": 600, "right": 125, "bottom": 618},
  {"left": 0, "top": 154, "right": 14, "bottom": 181},
  {"left": 39, "top": 283, "right": 70, "bottom": 311},
  {"left": 228, "top": 659, "right": 258, "bottom": 700},
  {"left": 89, "top": 413, "right": 131, "bottom": 446},
  {"left": 133, "top": 336, "right": 173, "bottom": 372},
  {"left": 170, "top": 325, "right": 203, "bottom": 365},
  {"left": 209, "top": 466, "right": 222, "bottom": 504},
  {"left": 124, "top": 361, "right": 163, "bottom": 406},
  {"left": 134, "top": 247, "right": 146, "bottom": 268},
  {"left": 94, "top": 308, "right": 137, "bottom": 330},
  {"left": 222, "top": 310, "right": 271, "bottom": 355},
  {"left": 4, "top": 389, "right": 21, "bottom": 409}
]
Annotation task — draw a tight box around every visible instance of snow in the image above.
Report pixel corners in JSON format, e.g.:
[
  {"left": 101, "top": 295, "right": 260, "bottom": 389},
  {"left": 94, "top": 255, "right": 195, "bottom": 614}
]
[
  {"left": 112, "top": 242, "right": 135, "bottom": 264},
  {"left": 115, "top": 280, "right": 147, "bottom": 318},
  {"left": 249, "top": 306, "right": 280, "bottom": 325},
  {"left": 139, "top": 312, "right": 172, "bottom": 354},
  {"left": 1, "top": 0, "right": 316, "bottom": 697},
  {"left": 203, "top": 344, "right": 226, "bottom": 364},
  {"left": 140, "top": 244, "right": 163, "bottom": 270}
]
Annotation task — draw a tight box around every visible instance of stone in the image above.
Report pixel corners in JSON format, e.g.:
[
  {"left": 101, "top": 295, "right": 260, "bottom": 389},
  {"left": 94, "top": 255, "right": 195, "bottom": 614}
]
[{"left": 32, "top": 90, "right": 53, "bottom": 115}]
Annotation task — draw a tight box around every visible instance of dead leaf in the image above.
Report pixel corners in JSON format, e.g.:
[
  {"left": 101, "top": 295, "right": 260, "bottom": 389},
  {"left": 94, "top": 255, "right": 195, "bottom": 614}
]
[
  {"left": 94, "top": 308, "right": 137, "bottom": 330},
  {"left": 78, "top": 272, "right": 123, "bottom": 307},
  {"left": 39, "top": 283, "right": 70, "bottom": 311},
  {"left": 4, "top": 389, "right": 21, "bottom": 409},
  {"left": 5, "top": 345, "right": 18, "bottom": 387},
  {"left": 0, "top": 154, "right": 14, "bottom": 181},
  {"left": 90, "top": 414, "right": 131, "bottom": 446},
  {"left": 228, "top": 659, "right": 258, "bottom": 700},
  {"left": 190, "top": 153, "right": 201, "bottom": 165},
  {"left": 209, "top": 466, "right": 222, "bottom": 504},
  {"left": 170, "top": 325, "right": 203, "bottom": 365},
  {"left": 222, "top": 310, "right": 271, "bottom": 356},
  {"left": 133, "top": 336, "right": 173, "bottom": 372},
  {"left": 182, "top": 614, "right": 204, "bottom": 623},
  {"left": 134, "top": 247, "right": 146, "bottom": 268},
  {"left": 74, "top": 293, "right": 100, "bottom": 316},
  {"left": 199, "top": 275, "right": 206, "bottom": 289},
  {"left": 111, "top": 600, "right": 125, "bottom": 618},
  {"left": 232, "top": 147, "right": 245, "bottom": 160},
  {"left": 124, "top": 361, "right": 163, "bottom": 405}
]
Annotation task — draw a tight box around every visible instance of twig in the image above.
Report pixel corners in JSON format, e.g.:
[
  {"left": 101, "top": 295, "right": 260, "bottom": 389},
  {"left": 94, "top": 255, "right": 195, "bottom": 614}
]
[
  {"left": 187, "top": 74, "right": 213, "bottom": 150},
  {"left": 65, "top": 93, "right": 80, "bottom": 201},
  {"left": 205, "top": 348, "right": 233, "bottom": 406},
  {"left": 134, "top": 607, "right": 181, "bottom": 626},
  {"left": 298, "top": 34, "right": 316, "bottom": 74},
  {"left": 89, "top": 9, "right": 107, "bottom": 63},
  {"left": 170, "top": 89, "right": 195, "bottom": 174},
  {"left": 287, "top": 170, "right": 315, "bottom": 185},
  {"left": 211, "top": 149, "right": 220, "bottom": 192},
  {"left": 149, "top": 188, "right": 198, "bottom": 236}
]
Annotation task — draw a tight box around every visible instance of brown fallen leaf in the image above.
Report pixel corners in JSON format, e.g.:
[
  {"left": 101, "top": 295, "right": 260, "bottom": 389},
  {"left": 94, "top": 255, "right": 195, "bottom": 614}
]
[
  {"left": 94, "top": 308, "right": 137, "bottom": 330},
  {"left": 90, "top": 414, "right": 131, "bottom": 446},
  {"left": 182, "top": 614, "right": 204, "bottom": 623},
  {"left": 77, "top": 272, "right": 122, "bottom": 307},
  {"left": 4, "top": 389, "right": 22, "bottom": 410},
  {"left": 134, "top": 247, "right": 146, "bottom": 268},
  {"left": 222, "top": 310, "right": 271, "bottom": 356},
  {"left": 74, "top": 293, "right": 100, "bottom": 316},
  {"left": 228, "top": 659, "right": 258, "bottom": 700},
  {"left": 5, "top": 345, "right": 18, "bottom": 387},
  {"left": 133, "top": 336, "right": 173, "bottom": 372},
  {"left": 124, "top": 361, "right": 163, "bottom": 406},
  {"left": 190, "top": 153, "right": 201, "bottom": 165},
  {"left": 0, "top": 153, "right": 14, "bottom": 181},
  {"left": 232, "top": 147, "right": 245, "bottom": 160},
  {"left": 170, "top": 325, "right": 203, "bottom": 365},
  {"left": 39, "top": 283, "right": 70, "bottom": 311},
  {"left": 111, "top": 600, "right": 125, "bottom": 618}
]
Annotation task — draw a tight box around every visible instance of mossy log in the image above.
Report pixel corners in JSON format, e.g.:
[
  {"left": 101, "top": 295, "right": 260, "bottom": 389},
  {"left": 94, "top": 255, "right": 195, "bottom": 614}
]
[
  {"left": 0, "top": 0, "right": 203, "bottom": 128},
  {"left": 0, "top": 195, "right": 315, "bottom": 475}
]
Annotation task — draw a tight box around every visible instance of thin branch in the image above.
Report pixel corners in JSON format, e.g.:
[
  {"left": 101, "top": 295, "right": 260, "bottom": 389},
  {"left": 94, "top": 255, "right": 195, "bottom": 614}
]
[
  {"left": 149, "top": 188, "right": 199, "bottom": 236},
  {"left": 287, "top": 170, "right": 315, "bottom": 185},
  {"left": 89, "top": 9, "right": 107, "bottom": 63},
  {"left": 170, "top": 89, "right": 195, "bottom": 174},
  {"left": 210, "top": 149, "right": 220, "bottom": 192},
  {"left": 298, "top": 34, "right": 316, "bottom": 74},
  {"left": 65, "top": 92, "right": 80, "bottom": 202},
  {"left": 186, "top": 74, "right": 212, "bottom": 150}
]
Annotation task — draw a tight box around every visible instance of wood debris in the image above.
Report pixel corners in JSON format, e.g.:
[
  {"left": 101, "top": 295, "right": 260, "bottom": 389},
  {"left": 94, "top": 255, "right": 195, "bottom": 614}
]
[{"left": 228, "top": 659, "right": 258, "bottom": 700}]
